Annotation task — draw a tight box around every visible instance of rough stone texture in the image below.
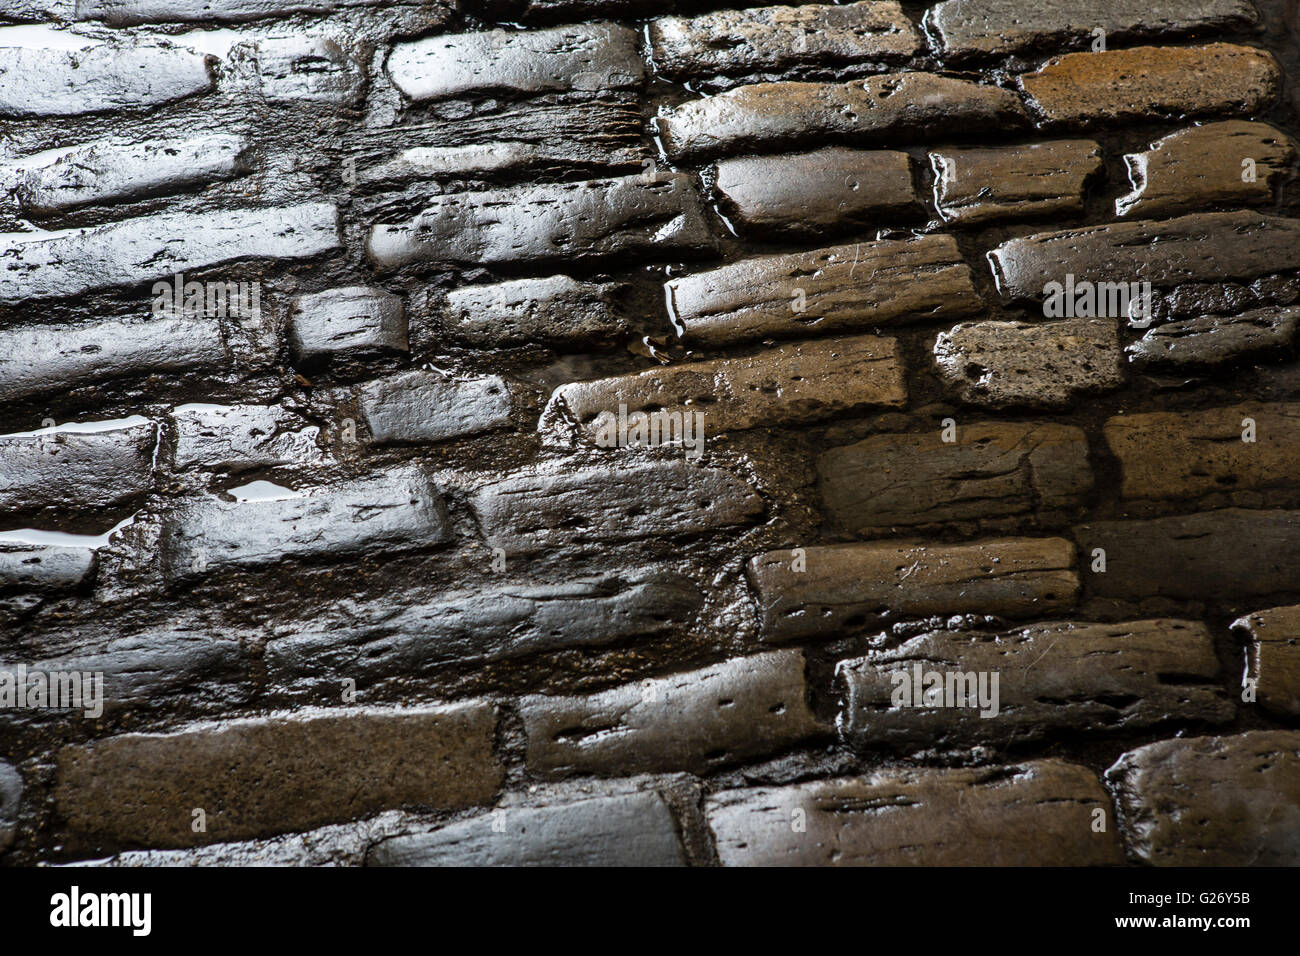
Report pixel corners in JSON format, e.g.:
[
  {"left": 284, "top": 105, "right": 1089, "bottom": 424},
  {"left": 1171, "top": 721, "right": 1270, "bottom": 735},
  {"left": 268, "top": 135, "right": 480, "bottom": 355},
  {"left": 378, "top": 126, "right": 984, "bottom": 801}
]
[
  {"left": 817, "top": 421, "right": 1091, "bottom": 533},
  {"left": 929, "top": 140, "right": 1101, "bottom": 226},
  {"left": 387, "top": 23, "right": 642, "bottom": 101},
  {"left": 836, "top": 619, "right": 1231, "bottom": 752},
  {"left": 1074, "top": 509, "right": 1300, "bottom": 600},
  {"left": 0, "top": 203, "right": 340, "bottom": 305},
  {"left": 73, "top": 0, "right": 411, "bottom": 23},
  {"left": 13, "top": 134, "right": 249, "bottom": 217},
  {"left": 1116, "top": 121, "right": 1299, "bottom": 218},
  {"left": 656, "top": 73, "right": 1029, "bottom": 162},
  {"left": 0, "top": 43, "right": 214, "bottom": 117},
  {"left": 1104, "top": 403, "right": 1300, "bottom": 500},
  {"left": 543, "top": 334, "right": 905, "bottom": 442},
  {"left": 927, "top": 0, "right": 1259, "bottom": 58},
  {"left": 358, "top": 370, "right": 512, "bottom": 445},
  {"left": 1232, "top": 606, "right": 1300, "bottom": 718},
  {"left": 713, "top": 148, "right": 916, "bottom": 235},
  {"left": 444, "top": 275, "right": 627, "bottom": 346},
  {"left": 520, "top": 650, "right": 823, "bottom": 775},
  {"left": 0, "top": 762, "right": 19, "bottom": 852},
  {"left": 989, "top": 212, "right": 1300, "bottom": 304},
  {"left": 467, "top": 459, "right": 762, "bottom": 554},
  {"left": 172, "top": 403, "right": 324, "bottom": 472},
  {"left": 369, "top": 791, "right": 687, "bottom": 866},
  {"left": 245, "top": 35, "right": 366, "bottom": 106},
  {"left": 367, "top": 174, "right": 714, "bottom": 270},
  {"left": 288, "top": 286, "right": 408, "bottom": 366},
  {"left": 0, "top": 315, "right": 225, "bottom": 402},
  {"left": 1019, "top": 44, "right": 1281, "bottom": 127},
  {"left": 267, "top": 569, "right": 702, "bottom": 681},
  {"left": 648, "top": 2, "right": 922, "bottom": 79},
  {"left": 0, "top": 546, "right": 96, "bottom": 592},
  {"left": 1105, "top": 731, "right": 1300, "bottom": 865},
  {"left": 161, "top": 466, "right": 449, "bottom": 582},
  {"left": 934, "top": 319, "right": 1123, "bottom": 408},
  {"left": 0, "top": 421, "right": 156, "bottom": 522},
  {"left": 55, "top": 702, "right": 502, "bottom": 848},
  {"left": 667, "top": 235, "right": 980, "bottom": 347},
  {"left": 747, "top": 537, "right": 1079, "bottom": 642},
  {"left": 707, "top": 760, "right": 1124, "bottom": 865},
  {"left": 1127, "top": 306, "right": 1300, "bottom": 369}
]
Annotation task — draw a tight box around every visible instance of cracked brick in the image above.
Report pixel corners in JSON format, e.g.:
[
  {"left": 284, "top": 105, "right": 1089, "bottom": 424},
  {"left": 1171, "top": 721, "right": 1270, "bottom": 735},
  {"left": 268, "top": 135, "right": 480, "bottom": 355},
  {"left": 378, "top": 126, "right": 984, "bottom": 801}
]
[
  {"left": 444, "top": 275, "right": 628, "bottom": 347},
  {"left": 1127, "top": 305, "right": 1300, "bottom": 369}
]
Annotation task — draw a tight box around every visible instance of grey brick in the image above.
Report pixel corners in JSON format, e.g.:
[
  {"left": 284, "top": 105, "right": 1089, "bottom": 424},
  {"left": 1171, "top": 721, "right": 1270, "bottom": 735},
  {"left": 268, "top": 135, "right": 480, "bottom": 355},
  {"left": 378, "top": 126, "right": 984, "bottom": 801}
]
[
  {"left": 171, "top": 403, "right": 324, "bottom": 472},
  {"left": 0, "top": 546, "right": 96, "bottom": 593},
  {"left": 1127, "top": 306, "right": 1300, "bottom": 369},
  {"left": 288, "top": 286, "right": 408, "bottom": 366},
  {"left": 357, "top": 370, "right": 512, "bottom": 445},
  {"left": 444, "top": 275, "right": 628, "bottom": 347},
  {"left": 0, "top": 762, "right": 19, "bottom": 852}
]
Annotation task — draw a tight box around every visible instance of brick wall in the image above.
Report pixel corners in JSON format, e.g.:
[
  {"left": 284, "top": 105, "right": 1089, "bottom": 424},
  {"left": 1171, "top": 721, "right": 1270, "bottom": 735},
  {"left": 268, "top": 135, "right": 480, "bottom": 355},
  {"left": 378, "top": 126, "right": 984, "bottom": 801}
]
[{"left": 1, "top": 0, "right": 1299, "bottom": 866}]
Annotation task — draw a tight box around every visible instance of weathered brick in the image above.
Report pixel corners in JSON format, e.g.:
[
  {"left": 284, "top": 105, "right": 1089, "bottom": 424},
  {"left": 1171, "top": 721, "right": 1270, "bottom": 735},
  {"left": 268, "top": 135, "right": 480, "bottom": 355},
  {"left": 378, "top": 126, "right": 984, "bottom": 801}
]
[
  {"left": 0, "top": 546, "right": 95, "bottom": 592},
  {"left": 929, "top": 140, "right": 1101, "bottom": 226},
  {"left": 0, "top": 203, "right": 340, "bottom": 305},
  {"left": 1106, "top": 731, "right": 1300, "bottom": 865},
  {"left": 837, "top": 619, "right": 1230, "bottom": 752},
  {"left": 288, "top": 286, "right": 408, "bottom": 366},
  {"left": 387, "top": 24, "right": 642, "bottom": 101},
  {"left": 243, "top": 35, "right": 366, "bottom": 106},
  {"left": 934, "top": 319, "right": 1123, "bottom": 408},
  {"left": 989, "top": 212, "right": 1300, "bottom": 305},
  {"left": 1104, "top": 403, "right": 1300, "bottom": 500},
  {"left": 366, "top": 174, "right": 713, "bottom": 270},
  {"left": 268, "top": 568, "right": 702, "bottom": 682},
  {"left": 369, "top": 791, "right": 687, "bottom": 866},
  {"left": 1117, "top": 121, "right": 1298, "bottom": 218},
  {"left": 444, "top": 275, "right": 628, "bottom": 346},
  {"left": 927, "top": 0, "right": 1258, "bottom": 58},
  {"left": 656, "top": 73, "right": 1029, "bottom": 162},
  {"left": 55, "top": 701, "right": 502, "bottom": 848},
  {"left": 172, "top": 403, "right": 324, "bottom": 472},
  {"left": 0, "top": 421, "right": 156, "bottom": 523},
  {"left": 14, "top": 134, "right": 248, "bottom": 217},
  {"left": 1232, "top": 606, "right": 1300, "bottom": 718},
  {"left": 358, "top": 370, "right": 511, "bottom": 445},
  {"left": 543, "top": 335, "right": 905, "bottom": 443},
  {"left": 161, "top": 466, "right": 449, "bottom": 582},
  {"left": 0, "top": 315, "right": 225, "bottom": 403},
  {"left": 1074, "top": 508, "right": 1300, "bottom": 600},
  {"left": 467, "top": 459, "right": 762, "bottom": 554},
  {"left": 666, "top": 235, "right": 980, "bottom": 347},
  {"left": 648, "top": 2, "right": 921, "bottom": 80},
  {"left": 73, "top": 0, "right": 417, "bottom": 23},
  {"left": 0, "top": 43, "right": 214, "bottom": 117},
  {"left": 707, "top": 760, "right": 1123, "bottom": 865},
  {"left": 0, "top": 761, "right": 19, "bottom": 852},
  {"left": 817, "top": 421, "right": 1091, "bottom": 533},
  {"left": 1127, "top": 306, "right": 1300, "bottom": 369},
  {"left": 1019, "top": 44, "right": 1281, "bottom": 127},
  {"left": 713, "top": 148, "right": 916, "bottom": 235},
  {"left": 747, "top": 537, "right": 1079, "bottom": 642},
  {"left": 520, "top": 650, "right": 822, "bottom": 776}
]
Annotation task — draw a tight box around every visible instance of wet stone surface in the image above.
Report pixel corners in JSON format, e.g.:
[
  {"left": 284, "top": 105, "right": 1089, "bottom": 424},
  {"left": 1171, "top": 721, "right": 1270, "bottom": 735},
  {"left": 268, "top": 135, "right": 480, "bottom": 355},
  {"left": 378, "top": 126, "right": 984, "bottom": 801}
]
[
  {"left": 929, "top": 140, "right": 1102, "bottom": 226},
  {"left": 1232, "top": 605, "right": 1300, "bottom": 718}
]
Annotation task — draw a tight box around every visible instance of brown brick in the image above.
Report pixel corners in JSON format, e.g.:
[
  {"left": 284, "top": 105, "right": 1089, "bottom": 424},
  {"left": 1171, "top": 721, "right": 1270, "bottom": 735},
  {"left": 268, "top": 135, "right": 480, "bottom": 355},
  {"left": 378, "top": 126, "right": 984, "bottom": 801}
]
[
  {"left": 1232, "top": 606, "right": 1300, "bottom": 718},
  {"left": 836, "top": 619, "right": 1231, "bottom": 752},
  {"left": 929, "top": 140, "right": 1101, "bottom": 226},
  {"left": 707, "top": 760, "right": 1124, "bottom": 865},
  {"left": 747, "top": 537, "right": 1079, "bottom": 642},
  {"left": 55, "top": 701, "right": 502, "bottom": 848},
  {"left": 520, "top": 650, "right": 823, "bottom": 776},
  {"left": 1127, "top": 306, "right": 1300, "bottom": 370},
  {"left": 543, "top": 334, "right": 905, "bottom": 443},
  {"left": 667, "top": 235, "right": 981, "bottom": 347},
  {"left": 817, "top": 421, "right": 1091, "bottom": 533},
  {"left": 656, "top": 73, "right": 1029, "bottom": 162},
  {"left": 1104, "top": 403, "right": 1300, "bottom": 500},
  {"left": 1019, "top": 44, "right": 1281, "bottom": 127},
  {"left": 1117, "top": 121, "right": 1298, "bottom": 218},
  {"left": 713, "top": 148, "right": 916, "bottom": 236},
  {"left": 1106, "top": 731, "right": 1300, "bottom": 865}
]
